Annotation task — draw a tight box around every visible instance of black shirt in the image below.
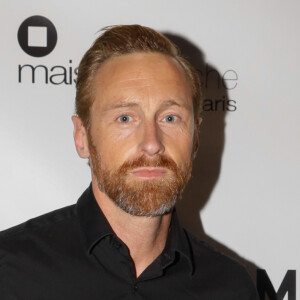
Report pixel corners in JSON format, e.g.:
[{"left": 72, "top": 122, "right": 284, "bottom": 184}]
[{"left": 0, "top": 184, "right": 259, "bottom": 299}]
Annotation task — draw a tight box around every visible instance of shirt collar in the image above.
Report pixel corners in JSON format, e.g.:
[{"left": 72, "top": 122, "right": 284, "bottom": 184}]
[
  {"left": 76, "top": 184, "right": 194, "bottom": 273},
  {"left": 76, "top": 183, "right": 115, "bottom": 253},
  {"left": 163, "top": 208, "right": 194, "bottom": 274}
]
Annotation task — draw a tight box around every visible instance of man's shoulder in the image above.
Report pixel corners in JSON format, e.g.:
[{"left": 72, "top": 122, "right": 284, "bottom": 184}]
[
  {"left": 186, "top": 230, "right": 252, "bottom": 276},
  {"left": 185, "top": 230, "right": 259, "bottom": 299},
  {"left": 186, "top": 231, "right": 240, "bottom": 264},
  {"left": 0, "top": 204, "right": 77, "bottom": 245}
]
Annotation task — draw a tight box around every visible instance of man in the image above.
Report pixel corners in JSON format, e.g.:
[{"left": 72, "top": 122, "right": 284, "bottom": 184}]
[{"left": 0, "top": 25, "right": 259, "bottom": 299}]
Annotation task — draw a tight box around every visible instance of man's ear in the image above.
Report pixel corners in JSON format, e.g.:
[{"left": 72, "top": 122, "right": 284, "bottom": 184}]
[
  {"left": 192, "top": 117, "right": 202, "bottom": 160},
  {"left": 196, "top": 117, "right": 203, "bottom": 128},
  {"left": 72, "top": 116, "right": 90, "bottom": 159}
]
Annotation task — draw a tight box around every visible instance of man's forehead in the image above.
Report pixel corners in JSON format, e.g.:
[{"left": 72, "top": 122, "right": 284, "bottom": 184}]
[
  {"left": 93, "top": 52, "right": 189, "bottom": 88},
  {"left": 91, "top": 52, "right": 193, "bottom": 109}
]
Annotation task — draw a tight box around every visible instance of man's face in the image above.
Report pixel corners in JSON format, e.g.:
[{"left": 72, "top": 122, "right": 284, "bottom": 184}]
[{"left": 86, "top": 52, "right": 196, "bottom": 217}]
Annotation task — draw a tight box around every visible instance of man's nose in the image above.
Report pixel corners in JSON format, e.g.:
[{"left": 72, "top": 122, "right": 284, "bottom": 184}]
[{"left": 139, "top": 120, "right": 165, "bottom": 156}]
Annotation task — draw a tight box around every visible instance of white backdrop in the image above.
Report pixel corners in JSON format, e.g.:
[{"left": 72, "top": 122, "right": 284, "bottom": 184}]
[{"left": 0, "top": 0, "right": 299, "bottom": 297}]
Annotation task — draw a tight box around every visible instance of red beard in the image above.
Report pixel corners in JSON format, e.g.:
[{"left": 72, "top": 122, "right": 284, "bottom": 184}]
[{"left": 89, "top": 139, "right": 192, "bottom": 217}]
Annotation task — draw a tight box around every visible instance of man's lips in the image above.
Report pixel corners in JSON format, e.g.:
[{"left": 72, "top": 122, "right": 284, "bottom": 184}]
[{"left": 129, "top": 167, "right": 167, "bottom": 178}]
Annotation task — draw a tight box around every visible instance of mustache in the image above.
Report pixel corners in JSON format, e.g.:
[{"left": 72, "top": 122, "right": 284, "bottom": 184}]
[{"left": 118, "top": 154, "right": 179, "bottom": 174}]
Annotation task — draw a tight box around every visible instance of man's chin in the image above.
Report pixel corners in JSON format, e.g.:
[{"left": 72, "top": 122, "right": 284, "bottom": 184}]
[{"left": 115, "top": 195, "right": 177, "bottom": 217}]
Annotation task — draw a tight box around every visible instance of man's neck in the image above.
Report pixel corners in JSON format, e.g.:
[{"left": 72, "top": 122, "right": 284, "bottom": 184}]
[{"left": 92, "top": 180, "right": 172, "bottom": 278}]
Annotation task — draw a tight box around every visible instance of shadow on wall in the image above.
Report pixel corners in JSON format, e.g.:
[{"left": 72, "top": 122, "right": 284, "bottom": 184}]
[{"left": 164, "top": 32, "right": 260, "bottom": 284}]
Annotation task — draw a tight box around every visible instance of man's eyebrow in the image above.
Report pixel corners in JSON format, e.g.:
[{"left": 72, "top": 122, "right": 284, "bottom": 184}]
[
  {"left": 103, "top": 101, "right": 140, "bottom": 111},
  {"left": 158, "top": 99, "right": 191, "bottom": 111},
  {"left": 160, "top": 99, "right": 183, "bottom": 108}
]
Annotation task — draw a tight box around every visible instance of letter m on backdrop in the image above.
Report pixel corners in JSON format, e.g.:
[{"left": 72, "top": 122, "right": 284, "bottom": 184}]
[{"left": 257, "top": 269, "right": 296, "bottom": 300}]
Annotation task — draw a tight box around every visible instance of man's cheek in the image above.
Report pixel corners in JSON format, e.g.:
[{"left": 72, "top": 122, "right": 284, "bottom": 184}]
[
  {"left": 104, "top": 123, "right": 140, "bottom": 142},
  {"left": 167, "top": 139, "right": 191, "bottom": 161}
]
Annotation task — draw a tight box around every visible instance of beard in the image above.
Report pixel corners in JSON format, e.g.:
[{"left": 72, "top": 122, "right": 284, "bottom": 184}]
[{"left": 88, "top": 137, "right": 192, "bottom": 217}]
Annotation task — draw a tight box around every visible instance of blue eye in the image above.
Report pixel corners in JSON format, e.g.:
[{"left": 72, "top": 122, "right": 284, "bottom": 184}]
[
  {"left": 118, "top": 115, "right": 132, "bottom": 123},
  {"left": 164, "top": 115, "right": 178, "bottom": 122}
]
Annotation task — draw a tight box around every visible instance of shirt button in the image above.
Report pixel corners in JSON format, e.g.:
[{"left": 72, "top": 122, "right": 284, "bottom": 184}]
[
  {"left": 164, "top": 253, "right": 171, "bottom": 259},
  {"left": 133, "top": 284, "right": 138, "bottom": 291}
]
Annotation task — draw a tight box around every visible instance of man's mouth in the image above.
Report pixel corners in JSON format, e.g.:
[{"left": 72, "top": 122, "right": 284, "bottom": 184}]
[{"left": 129, "top": 167, "right": 168, "bottom": 178}]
